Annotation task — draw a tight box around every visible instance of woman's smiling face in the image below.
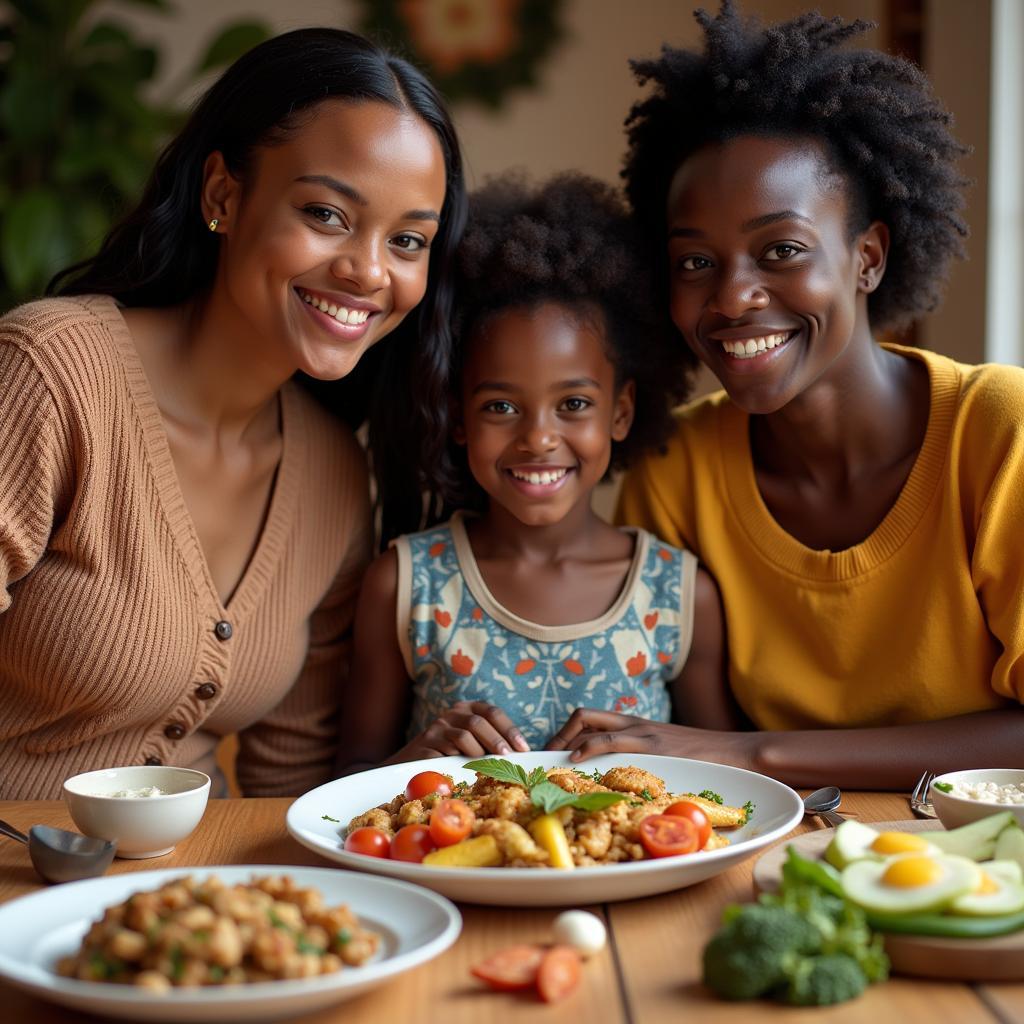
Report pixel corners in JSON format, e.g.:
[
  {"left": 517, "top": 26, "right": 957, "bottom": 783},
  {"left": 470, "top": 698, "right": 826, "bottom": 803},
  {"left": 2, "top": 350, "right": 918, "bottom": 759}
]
[
  {"left": 206, "top": 98, "right": 447, "bottom": 381},
  {"left": 666, "top": 134, "right": 886, "bottom": 414}
]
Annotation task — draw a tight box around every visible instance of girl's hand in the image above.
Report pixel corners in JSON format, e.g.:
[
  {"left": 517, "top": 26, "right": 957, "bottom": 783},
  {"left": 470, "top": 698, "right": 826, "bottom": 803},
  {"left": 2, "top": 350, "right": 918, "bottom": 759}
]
[
  {"left": 545, "top": 708, "right": 756, "bottom": 771},
  {"left": 388, "top": 701, "right": 531, "bottom": 762}
]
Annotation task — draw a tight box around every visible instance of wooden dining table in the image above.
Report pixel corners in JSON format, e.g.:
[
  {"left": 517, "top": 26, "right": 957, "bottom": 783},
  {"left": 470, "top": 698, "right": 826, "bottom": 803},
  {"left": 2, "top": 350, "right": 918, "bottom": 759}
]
[{"left": 2, "top": 791, "right": 1023, "bottom": 1023}]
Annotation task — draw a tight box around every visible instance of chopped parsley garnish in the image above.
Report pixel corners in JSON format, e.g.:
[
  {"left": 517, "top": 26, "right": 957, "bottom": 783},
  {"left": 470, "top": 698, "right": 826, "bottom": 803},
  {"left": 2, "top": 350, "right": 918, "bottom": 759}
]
[
  {"left": 742, "top": 800, "right": 755, "bottom": 824},
  {"left": 169, "top": 944, "right": 185, "bottom": 981},
  {"left": 321, "top": 814, "right": 340, "bottom": 822},
  {"left": 336, "top": 928, "right": 352, "bottom": 945},
  {"left": 933, "top": 781, "right": 954, "bottom": 793},
  {"left": 639, "top": 788, "right": 655, "bottom": 802},
  {"left": 698, "top": 789, "right": 724, "bottom": 804},
  {"left": 208, "top": 965, "right": 225, "bottom": 981},
  {"left": 297, "top": 937, "right": 325, "bottom": 954},
  {"left": 267, "top": 909, "right": 290, "bottom": 930}
]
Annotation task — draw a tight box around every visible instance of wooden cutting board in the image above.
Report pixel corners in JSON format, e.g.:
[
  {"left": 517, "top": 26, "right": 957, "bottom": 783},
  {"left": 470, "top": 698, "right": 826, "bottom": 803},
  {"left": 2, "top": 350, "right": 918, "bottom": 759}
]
[{"left": 752, "top": 819, "right": 1024, "bottom": 981}]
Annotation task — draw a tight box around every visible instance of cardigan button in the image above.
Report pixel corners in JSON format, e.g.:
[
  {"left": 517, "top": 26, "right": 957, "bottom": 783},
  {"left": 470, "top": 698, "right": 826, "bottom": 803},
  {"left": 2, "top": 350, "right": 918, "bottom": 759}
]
[
  {"left": 144, "top": 755, "right": 163, "bottom": 766},
  {"left": 164, "top": 723, "right": 186, "bottom": 741},
  {"left": 214, "top": 620, "right": 233, "bottom": 641},
  {"left": 196, "top": 682, "right": 218, "bottom": 700}
]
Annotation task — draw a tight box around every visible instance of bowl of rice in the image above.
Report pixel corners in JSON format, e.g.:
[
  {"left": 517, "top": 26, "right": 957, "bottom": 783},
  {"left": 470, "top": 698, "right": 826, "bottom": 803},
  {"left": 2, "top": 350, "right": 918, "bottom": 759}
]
[{"left": 929, "top": 768, "right": 1024, "bottom": 830}]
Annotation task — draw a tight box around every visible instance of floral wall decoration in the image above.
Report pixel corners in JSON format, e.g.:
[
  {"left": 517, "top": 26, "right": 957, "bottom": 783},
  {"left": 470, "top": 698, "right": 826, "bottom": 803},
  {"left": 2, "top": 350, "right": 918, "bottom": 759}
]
[{"left": 359, "top": 0, "right": 567, "bottom": 108}]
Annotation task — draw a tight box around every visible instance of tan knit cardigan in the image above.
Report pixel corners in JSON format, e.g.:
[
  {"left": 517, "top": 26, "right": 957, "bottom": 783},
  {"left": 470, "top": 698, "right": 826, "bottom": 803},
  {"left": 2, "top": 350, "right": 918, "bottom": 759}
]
[{"left": 0, "top": 296, "right": 371, "bottom": 800}]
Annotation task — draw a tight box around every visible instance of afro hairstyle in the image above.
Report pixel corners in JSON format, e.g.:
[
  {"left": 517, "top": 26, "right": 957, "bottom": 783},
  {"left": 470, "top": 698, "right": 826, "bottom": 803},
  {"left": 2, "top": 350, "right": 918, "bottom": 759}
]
[
  {"left": 622, "top": 0, "right": 969, "bottom": 330},
  {"left": 438, "top": 171, "right": 691, "bottom": 509}
]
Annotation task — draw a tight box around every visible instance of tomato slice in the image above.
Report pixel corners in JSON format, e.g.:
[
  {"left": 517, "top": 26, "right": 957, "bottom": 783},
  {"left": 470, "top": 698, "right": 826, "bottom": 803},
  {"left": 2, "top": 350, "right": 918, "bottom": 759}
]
[
  {"left": 429, "top": 798, "right": 475, "bottom": 847},
  {"left": 405, "top": 770, "right": 454, "bottom": 802},
  {"left": 638, "top": 814, "right": 700, "bottom": 858},
  {"left": 663, "top": 800, "right": 712, "bottom": 849},
  {"left": 470, "top": 944, "right": 545, "bottom": 991},
  {"left": 343, "top": 826, "right": 391, "bottom": 858},
  {"left": 389, "top": 823, "right": 437, "bottom": 863},
  {"left": 537, "top": 945, "right": 582, "bottom": 1003}
]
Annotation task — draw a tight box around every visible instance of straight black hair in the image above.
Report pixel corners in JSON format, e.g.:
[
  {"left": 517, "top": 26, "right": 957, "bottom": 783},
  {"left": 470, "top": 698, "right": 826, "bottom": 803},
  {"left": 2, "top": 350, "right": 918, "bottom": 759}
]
[{"left": 51, "top": 27, "right": 467, "bottom": 546}]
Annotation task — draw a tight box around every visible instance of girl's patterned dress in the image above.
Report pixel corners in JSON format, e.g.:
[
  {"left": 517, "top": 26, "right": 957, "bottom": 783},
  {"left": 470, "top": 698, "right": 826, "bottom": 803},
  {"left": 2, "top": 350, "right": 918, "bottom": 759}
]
[{"left": 394, "top": 511, "right": 698, "bottom": 748}]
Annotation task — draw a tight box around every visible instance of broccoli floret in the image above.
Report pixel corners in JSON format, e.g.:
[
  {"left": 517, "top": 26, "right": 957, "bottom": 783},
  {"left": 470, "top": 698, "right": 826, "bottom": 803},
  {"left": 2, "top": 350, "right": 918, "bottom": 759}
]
[
  {"left": 783, "top": 954, "right": 868, "bottom": 1006},
  {"left": 702, "top": 905, "right": 821, "bottom": 1000}
]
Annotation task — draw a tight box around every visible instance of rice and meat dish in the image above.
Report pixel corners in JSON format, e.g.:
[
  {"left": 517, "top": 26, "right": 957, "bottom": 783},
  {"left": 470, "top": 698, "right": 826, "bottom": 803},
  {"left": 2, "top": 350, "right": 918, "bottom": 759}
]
[
  {"left": 57, "top": 874, "right": 379, "bottom": 990},
  {"left": 347, "top": 764, "right": 750, "bottom": 867}
]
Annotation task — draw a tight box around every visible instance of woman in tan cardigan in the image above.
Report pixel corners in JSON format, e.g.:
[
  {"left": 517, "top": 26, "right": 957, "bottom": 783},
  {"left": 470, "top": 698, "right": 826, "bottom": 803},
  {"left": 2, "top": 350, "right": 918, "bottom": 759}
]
[{"left": 0, "top": 29, "right": 466, "bottom": 799}]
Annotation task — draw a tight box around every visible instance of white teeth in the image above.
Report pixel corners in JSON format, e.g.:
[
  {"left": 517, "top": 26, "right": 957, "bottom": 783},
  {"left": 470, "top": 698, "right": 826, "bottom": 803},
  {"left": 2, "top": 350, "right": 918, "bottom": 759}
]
[
  {"left": 299, "top": 290, "right": 371, "bottom": 325},
  {"left": 510, "top": 468, "right": 568, "bottom": 485},
  {"left": 721, "top": 332, "right": 790, "bottom": 359}
]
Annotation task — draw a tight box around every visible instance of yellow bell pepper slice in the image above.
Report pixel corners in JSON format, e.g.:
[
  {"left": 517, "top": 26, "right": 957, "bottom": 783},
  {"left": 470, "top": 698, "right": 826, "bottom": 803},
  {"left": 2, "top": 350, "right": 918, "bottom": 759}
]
[
  {"left": 422, "top": 834, "right": 502, "bottom": 867},
  {"left": 528, "top": 813, "right": 576, "bottom": 869}
]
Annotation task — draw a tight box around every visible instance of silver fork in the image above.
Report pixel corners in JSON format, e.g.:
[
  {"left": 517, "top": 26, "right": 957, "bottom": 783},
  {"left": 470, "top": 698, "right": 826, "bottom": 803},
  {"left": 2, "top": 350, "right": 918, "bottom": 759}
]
[{"left": 910, "top": 770, "right": 937, "bottom": 818}]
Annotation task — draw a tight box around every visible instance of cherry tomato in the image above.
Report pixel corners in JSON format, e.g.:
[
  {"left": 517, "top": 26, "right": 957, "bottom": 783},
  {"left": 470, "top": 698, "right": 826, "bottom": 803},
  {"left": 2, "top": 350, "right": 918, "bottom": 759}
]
[
  {"left": 343, "top": 826, "right": 391, "bottom": 858},
  {"left": 537, "top": 945, "right": 582, "bottom": 1003},
  {"left": 405, "top": 770, "right": 454, "bottom": 802},
  {"left": 429, "top": 798, "right": 475, "bottom": 847},
  {"left": 663, "top": 800, "right": 712, "bottom": 849},
  {"left": 638, "top": 814, "right": 700, "bottom": 858},
  {"left": 389, "top": 824, "right": 437, "bottom": 863},
  {"left": 470, "top": 944, "right": 545, "bottom": 991}
]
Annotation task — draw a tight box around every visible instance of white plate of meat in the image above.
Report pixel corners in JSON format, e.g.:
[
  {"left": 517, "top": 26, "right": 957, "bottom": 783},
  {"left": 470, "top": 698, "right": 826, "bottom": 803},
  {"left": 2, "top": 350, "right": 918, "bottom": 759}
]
[
  {"left": 0, "top": 865, "right": 460, "bottom": 1021},
  {"left": 287, "top": 753, "right": 803, "bottom": 905}
]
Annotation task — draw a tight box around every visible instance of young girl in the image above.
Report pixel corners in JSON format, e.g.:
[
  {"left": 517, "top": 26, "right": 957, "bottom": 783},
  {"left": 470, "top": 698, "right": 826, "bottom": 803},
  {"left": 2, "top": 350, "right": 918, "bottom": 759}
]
[
  {"left": 553, "top": 1, "right": 1024, "bottom": 788},
  {"left": 0, "top": 29, "right": 465, "bottom": 800},
  {"left": 339, "top": 174, "right": 735, "bottom": 771}
]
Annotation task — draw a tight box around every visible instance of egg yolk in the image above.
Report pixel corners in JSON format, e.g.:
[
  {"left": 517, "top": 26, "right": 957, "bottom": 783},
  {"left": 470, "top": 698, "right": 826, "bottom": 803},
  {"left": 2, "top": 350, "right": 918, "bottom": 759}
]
[
  {"left": 881, "top": 856, "right": 943, "bottom": 888},
  {"left": 977, "top": 871, "right": 999, "bottom": 895},
  {"left": 870, "top": 832, "right": 931, "bottom": 855}
]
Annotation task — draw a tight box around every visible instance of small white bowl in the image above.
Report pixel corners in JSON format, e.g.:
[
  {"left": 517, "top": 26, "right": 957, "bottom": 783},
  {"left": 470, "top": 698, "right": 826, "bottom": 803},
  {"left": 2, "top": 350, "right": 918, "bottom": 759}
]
[
  {"left": 63, "top": 766, "right": 210, "bottom": 859},
  {"left": 930, "top": 768, "right": 1024, "bottom": 830}
]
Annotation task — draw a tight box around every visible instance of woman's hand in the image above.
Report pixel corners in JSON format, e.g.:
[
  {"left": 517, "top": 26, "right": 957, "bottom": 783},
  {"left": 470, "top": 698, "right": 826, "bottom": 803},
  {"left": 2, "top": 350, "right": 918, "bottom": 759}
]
[
  {"left": 545, "top": 708, "right": 757, "bottom": 771},
  {"left": 386, "top": 701, "right": 531, "bottom": 763}
]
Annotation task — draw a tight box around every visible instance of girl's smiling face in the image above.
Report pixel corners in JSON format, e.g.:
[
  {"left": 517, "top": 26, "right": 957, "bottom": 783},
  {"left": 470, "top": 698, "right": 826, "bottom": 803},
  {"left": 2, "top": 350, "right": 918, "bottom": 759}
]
[
  {"left": 204, "top": 98, "right": 447, "bottom": 381},
  {"left": 456, "top": 302, "right": 635, "bottom": 528},
  {"left": 666, "top": 134, "right": 887, "bottom": 414}
]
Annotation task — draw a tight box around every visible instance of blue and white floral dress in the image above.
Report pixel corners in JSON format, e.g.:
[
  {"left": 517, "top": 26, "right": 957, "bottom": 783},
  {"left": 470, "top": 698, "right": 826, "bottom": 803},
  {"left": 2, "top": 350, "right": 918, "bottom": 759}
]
[{"left": 393, "top": 512, "right": 698, "bottom": 748}]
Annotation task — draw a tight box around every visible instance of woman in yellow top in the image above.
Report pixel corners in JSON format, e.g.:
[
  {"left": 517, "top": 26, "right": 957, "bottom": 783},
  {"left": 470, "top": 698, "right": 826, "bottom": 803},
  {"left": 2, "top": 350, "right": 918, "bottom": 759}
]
[{"left": 548, "top": 2, "right": 1024, "bottom": 789}]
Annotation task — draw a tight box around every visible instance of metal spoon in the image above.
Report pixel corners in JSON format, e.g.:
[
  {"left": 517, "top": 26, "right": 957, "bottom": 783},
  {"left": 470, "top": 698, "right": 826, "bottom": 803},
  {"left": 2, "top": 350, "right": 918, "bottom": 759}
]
[
  {"left": 0, "top": 819, "right": 116, "bottom": 884},
  {"left": 802, "top": 786, "right": 846, "bottom": 829}
]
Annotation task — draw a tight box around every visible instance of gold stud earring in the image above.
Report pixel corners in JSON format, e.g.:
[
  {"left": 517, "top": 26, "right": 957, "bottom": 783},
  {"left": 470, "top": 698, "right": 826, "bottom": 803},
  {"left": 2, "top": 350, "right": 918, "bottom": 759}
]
[{"left": 208, "top": 218, "right": 219, "bottom": 232}]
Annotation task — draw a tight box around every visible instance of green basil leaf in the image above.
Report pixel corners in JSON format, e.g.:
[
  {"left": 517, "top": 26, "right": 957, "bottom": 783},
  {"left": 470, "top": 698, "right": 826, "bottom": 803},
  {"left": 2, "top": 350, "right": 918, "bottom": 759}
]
[
  {"left": 568, "top": 791, "right": 629, "bottom": 812},
  {"left": 463, "top": 758, "right": 529, "bottom": 788},
  {"left": 527, "top": 766, "right": 548, "bottom": 787},
  {"left": 530, "top": 780, "right": 578, "bottom": 814}
]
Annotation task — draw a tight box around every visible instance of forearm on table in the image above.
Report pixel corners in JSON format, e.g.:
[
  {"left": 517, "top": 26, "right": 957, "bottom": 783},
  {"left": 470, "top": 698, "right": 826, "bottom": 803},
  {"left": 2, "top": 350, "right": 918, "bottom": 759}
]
[{"left": 746, "top": 708, "right": 1024, "bottom": 791}]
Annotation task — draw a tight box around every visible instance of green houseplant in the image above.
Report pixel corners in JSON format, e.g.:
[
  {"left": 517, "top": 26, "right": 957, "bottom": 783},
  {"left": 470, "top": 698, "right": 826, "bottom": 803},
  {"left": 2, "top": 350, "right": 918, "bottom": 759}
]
[{"left": 0, "top": 0, "right": 270, "bottom": 309}]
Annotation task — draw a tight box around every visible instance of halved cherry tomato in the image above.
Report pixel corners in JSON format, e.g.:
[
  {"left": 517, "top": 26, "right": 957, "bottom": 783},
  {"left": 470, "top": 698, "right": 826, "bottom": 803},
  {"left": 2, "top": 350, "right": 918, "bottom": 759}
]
[
  {"left": 343, "top": 826, "right": 391, "bottom": 858},
  {"left": 663, "top": 800, "right": 712, "bottom": 849},
  {"left": 537, "top": 945, "right": 582, "bottom": 1003},
  {"left": 405, "top": 770, "right": 454, "bottom": 802},
  {"left": 389, "top": 823, "right": 437, "bottom": 863},
  {"left": 429, "top": 797, "right": 475, "bottom": 847},
  {"left": 470, "top": 944, "right": 545, "bottom": 991},
  {"left": 638, "top": 814, "right": 700, "bottom": 858}
]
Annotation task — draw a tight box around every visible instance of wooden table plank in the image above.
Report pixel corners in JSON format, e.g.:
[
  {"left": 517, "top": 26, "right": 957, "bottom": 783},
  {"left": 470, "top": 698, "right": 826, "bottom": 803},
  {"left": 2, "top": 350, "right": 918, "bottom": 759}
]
[
  {"left": 0, "top": 799, "right": 627, "bottom": 1024},
  {"left": 609, "top": 791, "right": 1005, "bottom": 1024}
]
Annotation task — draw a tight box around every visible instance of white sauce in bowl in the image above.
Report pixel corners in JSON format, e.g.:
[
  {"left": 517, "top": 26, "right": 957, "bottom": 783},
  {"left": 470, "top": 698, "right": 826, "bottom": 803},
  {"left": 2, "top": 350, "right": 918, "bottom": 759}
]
[
  {"left": 101, "top": 786, "right": 168, "bottom": 798},
  {"left": 944, "top": 780, "right": 1024, "bottom": 805}
]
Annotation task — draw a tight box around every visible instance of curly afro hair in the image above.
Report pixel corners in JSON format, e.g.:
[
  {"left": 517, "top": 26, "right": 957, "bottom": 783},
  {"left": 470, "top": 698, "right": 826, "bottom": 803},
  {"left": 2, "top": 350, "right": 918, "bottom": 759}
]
[
  {"left": 437, "top": 171, "right": 692, "bottom": 508},
  {"left": 622, "top": 0, "right": 969, "bottom": 330}
]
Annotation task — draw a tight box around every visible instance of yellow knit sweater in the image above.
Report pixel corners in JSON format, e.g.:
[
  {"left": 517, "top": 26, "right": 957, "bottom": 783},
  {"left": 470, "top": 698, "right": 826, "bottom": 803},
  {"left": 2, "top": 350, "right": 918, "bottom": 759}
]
[
  {"left": 0, "top": 296, "right": 371, "bottom": 799},
  {"left": 618, "top": 344, "right": 1024, "bottom": 730}
]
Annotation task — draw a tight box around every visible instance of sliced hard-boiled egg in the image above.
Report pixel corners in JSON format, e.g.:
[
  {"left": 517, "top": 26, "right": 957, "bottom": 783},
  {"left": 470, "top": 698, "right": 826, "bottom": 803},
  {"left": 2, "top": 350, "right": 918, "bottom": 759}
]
[
  {"left": 824, "top": 819, "right": 940, "bottom": 870},
  {"left": 949, "top": 860, "right": 1024, "bottom": 917},
  {"left": 841, "top": 853, "right": 981, "bottom": 914}
]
